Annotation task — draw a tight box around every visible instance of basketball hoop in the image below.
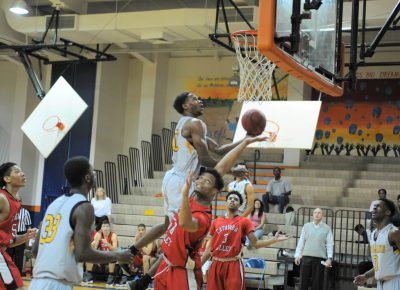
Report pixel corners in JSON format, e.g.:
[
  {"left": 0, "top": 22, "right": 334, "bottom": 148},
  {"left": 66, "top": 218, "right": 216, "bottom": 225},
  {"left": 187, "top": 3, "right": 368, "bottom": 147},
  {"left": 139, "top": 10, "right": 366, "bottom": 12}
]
[{"left": 231, "top": 30, "right": 276, "bottom": 102}]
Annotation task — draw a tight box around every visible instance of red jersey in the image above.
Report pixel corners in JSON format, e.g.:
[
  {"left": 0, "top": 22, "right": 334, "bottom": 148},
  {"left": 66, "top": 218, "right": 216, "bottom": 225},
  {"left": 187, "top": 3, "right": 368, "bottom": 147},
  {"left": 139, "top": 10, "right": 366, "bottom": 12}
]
[
  {"left": 98, "top": 232, "right": 115, "bottom": 251},
  {"left": 209, "top": 215, "right": 254, "bottom": 258},
  {"left": 162, "top": 197, "right": 212, "bottom": 268},
  {"left": 0, "top": 189, "right": 21, "bottom": 247}
]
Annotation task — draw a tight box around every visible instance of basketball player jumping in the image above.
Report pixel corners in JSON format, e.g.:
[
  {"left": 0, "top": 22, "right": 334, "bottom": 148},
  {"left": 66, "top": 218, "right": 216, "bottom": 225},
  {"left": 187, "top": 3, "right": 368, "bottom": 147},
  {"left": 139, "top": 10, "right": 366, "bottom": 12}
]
[
  {"left": 127, "top": 92, "right": 254, "bottom": 284},
  {"left": 30, "top": 156, "right": 133, "bottom": 290},
  {"left": 0, "top": 162, "right": 37, "bottom": 290},
  {"left": 353, "top": 198, "right": 400, "bottom": 290},
  {"left": 130, "top": 136, "right": 267, "bottom": 290},
  {"left": 202, "top": 191, "right": 290, "bottom": 290}
]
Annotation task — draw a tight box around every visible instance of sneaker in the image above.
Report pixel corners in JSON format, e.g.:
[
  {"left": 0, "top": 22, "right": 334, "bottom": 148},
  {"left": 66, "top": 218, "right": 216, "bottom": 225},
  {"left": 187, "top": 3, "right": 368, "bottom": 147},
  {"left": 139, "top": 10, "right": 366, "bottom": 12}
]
[
  {"left": 106, "top": 274, "right": 115, "bottom": 286},
  {"left": 127, "top": 276, "right": 150, "bottom": 290},
  {"left": 82, "top": 272, "right": 93, "bottom": 284},
  {"left": 116, "top": 275, "right": 128, "bottom": 287}
]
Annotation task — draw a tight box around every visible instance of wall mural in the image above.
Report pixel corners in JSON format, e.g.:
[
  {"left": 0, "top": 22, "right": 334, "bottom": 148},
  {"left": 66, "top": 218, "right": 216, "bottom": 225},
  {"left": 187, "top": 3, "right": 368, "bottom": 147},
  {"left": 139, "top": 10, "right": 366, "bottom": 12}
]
[
  {"left": 311, "top": 78, "right": 400, "bottom": 157},
  {"left": 185, "top": 69, "right": 288, "bottom": 145}
]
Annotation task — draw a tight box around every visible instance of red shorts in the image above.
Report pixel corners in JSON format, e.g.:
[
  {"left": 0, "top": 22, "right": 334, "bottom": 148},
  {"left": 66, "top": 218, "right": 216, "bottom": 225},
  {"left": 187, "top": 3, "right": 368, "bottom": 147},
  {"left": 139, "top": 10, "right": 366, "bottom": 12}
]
[
  {"left": 154, "top": 260, "right": 202, "bottom": 290},
  {"left": 0, "top": 248, "right": 23, "bottom": 290},
  {"left": 206, "top": 259, "right": 245, "bottom": 290}
]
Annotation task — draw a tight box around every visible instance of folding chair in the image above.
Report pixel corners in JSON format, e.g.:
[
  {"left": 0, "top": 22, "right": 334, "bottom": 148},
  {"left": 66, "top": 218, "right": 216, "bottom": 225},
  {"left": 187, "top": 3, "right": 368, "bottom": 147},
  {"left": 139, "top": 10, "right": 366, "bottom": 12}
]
[{"left": 245, "top": 258, "right": 267, "bottom": 290}]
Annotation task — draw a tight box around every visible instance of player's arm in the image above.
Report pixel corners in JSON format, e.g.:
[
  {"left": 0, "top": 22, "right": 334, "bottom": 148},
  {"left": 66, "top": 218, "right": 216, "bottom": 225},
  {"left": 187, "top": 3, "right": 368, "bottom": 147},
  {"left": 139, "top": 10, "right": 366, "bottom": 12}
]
[
  {"left": 91, "top": 233, "right": 100, "bottom": 249},
  {"left": 110, "top": 233, "right": 118, "bottom": 251},
  {"left": 241, "top": 183, "right": 254, "bottom": 217},
  {"left": 207, "top": 137, "right": 244, "bottom": 155},
  {"left": 72, "top": 202, "right": 132, "bottom": 264},
  {"left": 31, "top": 223, "right": 42, "bottom": 258},
  {"left": 0, "top": 193, "right": 8, "bottom": 219},
  {"left": 389, "top": 228, "right": 400, "bottom": 250},
  {"left": 214, "top": 136, "right": 267, "bottom": 176},
  {"left": 248, "top": 231, "right": 291, "bottom": 249},
  {"left": 9, "top": 228, "right": 37, "bottom": 248},
  {"left": 179, "top": 171, "right": 199, "bottom": 232},
  {"left": 201, "top": 238, "right": 212, "bottom": 265},
  {"left": 189, "top": 120, "right": 219, "bottom": 168},
  {"left": 354, "top": 268, "right": 374, "bottom": 285}
]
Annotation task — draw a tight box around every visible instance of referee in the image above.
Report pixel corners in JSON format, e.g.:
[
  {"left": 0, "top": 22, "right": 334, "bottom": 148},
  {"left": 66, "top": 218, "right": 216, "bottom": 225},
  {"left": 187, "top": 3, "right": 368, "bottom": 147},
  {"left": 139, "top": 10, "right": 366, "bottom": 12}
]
[{"left": 7, "top": 194, "right": 32, "bottom": 275}]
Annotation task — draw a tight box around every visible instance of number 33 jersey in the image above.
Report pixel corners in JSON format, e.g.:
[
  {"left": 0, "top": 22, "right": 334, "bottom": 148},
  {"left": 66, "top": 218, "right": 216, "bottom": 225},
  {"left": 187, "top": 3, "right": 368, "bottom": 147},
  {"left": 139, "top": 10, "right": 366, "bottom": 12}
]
[
  {"left": 209, "top": 216, "right": 254, "bottom": 258},
  {"left": 33, "top": 194, "right": 88, "bottom": 284}
]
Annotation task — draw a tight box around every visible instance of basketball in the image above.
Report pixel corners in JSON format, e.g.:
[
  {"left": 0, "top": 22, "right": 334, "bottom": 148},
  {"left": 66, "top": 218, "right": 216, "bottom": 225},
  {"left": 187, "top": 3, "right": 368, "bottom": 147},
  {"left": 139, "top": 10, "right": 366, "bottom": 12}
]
[{"left": 241, "top": 109, "right": 267, "bottom": 136}]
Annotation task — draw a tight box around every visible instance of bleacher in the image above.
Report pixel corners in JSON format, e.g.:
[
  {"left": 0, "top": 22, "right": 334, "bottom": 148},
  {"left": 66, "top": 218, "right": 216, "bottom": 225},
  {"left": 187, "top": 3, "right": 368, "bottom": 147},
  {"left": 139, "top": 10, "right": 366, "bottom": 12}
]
[{"left": 106, "top": 145, "right": 399, "bottom": 289}]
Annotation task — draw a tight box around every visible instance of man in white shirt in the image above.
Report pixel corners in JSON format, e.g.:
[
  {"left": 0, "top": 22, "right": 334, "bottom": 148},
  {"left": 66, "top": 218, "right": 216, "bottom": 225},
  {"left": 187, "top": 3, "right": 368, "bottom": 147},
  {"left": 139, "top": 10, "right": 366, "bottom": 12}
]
[{"left": 294, "top": 208, "right": 334, "bottom": 290}]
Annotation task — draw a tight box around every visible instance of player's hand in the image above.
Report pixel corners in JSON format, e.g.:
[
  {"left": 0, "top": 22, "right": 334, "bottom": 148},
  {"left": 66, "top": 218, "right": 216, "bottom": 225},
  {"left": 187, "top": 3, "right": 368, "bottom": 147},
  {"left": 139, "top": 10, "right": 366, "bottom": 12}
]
[
  {"left": 116, "top": 249, "right": 134, "bottom": 263},
  {"left": 294, "top": 256, "right": 302, "bottom": 266},
  {"left": 353, "top": 274, "right": 368, "bottom": 286},
  {"left": 26, "top": 228, "right": 37, "bottom": 240},
  {"left": 273, "top": 230, "right": 291, "bottom": 242},
  {"left": 182, "top": 171, "right": 193, "bottom": 198},
  {"left": 245, "top": 135, "right": 269, "bottom": 145}
]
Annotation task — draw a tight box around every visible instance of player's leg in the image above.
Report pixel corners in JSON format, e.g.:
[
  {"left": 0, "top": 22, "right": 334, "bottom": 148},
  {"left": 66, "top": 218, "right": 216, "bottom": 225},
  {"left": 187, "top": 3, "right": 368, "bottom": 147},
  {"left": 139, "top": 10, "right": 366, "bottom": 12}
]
[
  {"left": 0, "top": 249, "right": 24, "bottom": 290},
  {"left": 381, "top": 276, "right": 400, "bottom": 290},
  {"left": 206, "top": 261, "right": 224, "bottom": 290},
  {"left": 106, "top": 263, "right": 116, "bottom": 286},
  {"left": 29, "top": 277, "right": 73, "bottom": 290},
  {"left": 223, "top": 261, "right": 246, "bottom": 290},
  {"left": 83, "top": 263, "right": 94, "bottom": 283},
  {"left": 127, "top": 256, "right": 162, "bottom": 290}
]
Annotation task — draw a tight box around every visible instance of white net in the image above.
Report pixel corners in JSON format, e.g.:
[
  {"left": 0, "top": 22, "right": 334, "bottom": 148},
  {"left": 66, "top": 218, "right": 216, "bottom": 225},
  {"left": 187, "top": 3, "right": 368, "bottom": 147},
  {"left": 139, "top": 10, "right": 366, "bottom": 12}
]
[{"left": 231, "top": 30, "right": 276, "bottom": 102}]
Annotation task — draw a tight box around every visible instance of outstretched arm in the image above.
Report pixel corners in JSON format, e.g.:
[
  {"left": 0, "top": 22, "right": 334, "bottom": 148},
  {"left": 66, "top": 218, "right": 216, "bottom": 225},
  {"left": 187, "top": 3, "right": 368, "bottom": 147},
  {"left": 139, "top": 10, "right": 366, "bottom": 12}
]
[
  {"left": 214, "top": 136, "right": 268, "bottom": 176},
  {"left": 189, "top": 120, "right": 219, "bottom": 168},
  {"left": 207, "top": 137, "right": 244, "bottom": 155},
  {"left": 179, "top": 171, "right": 199, "bottom": 232},
  {"left": 247, "top": 231, "right": 291, "bottom": 249}
]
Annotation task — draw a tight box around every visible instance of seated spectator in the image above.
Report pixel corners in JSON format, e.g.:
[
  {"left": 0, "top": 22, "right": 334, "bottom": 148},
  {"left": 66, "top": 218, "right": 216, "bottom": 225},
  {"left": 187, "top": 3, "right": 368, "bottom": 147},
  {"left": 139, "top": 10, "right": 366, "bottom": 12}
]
[
  {"left": 285, "top": 206, "right": 296, "bottom": 225},
  {"left": 245, "top": 199, "right": 266, "bottom": 248},
  {"left": 262, "top": 167, "right": 292, "bottom": 213},
  {"left": 83, "top": 220, "right": 119, "bottom": 286},
  {"left": 354, "top": 224, "right": 369, "bottom": 244},
  {"left": 91, "top": 187, "right": 112, "bottom": 231}
]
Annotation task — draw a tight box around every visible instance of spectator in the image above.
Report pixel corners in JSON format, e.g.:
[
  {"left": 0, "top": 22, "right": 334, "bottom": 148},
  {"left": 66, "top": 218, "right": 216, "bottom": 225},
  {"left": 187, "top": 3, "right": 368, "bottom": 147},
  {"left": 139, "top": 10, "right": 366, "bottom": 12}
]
[
  {"left": 132, "top": 224, "right": 159, "bottom": 275},
  {"left": 262, "top": 167, "right": 292, "bottom": 213},
  {"left": 354, "top": 224, "right": 369, "bottom": 244},
  {"left": 91, "top": 187, "right": 112, "bottom": 231},
  {"left": 83, "top": 220, "right": 119, "bottom": 286},
  {"left": 245, "top": 199, "right": 266, "bottom": 248},
  {"left": 227, "top": 163, "right": 254, "bottom": 217},
  {"left": 369, "top": 189, "right": 387, "bottom": 213},
  {"left": 294, "top": 208, "right": 334, "bottom": 290},
  {"left": 6, "top": 194, "right": 32, "bottom": 275},
  {"left": 285, "top": 206, "right": 296, "bottom": 226}
]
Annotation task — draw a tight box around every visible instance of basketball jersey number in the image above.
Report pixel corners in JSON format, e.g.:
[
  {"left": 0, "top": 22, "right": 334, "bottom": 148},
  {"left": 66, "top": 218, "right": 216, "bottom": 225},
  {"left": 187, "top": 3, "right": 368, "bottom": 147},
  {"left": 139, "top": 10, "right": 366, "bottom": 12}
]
[
  {"left": 372, "top": 255, "right": 379, "bottom": 272},
  {"left": 40, "top": 214, "right": 61, "bottom": 244},
  {"left": 172, "top": 130, "right": 179, "bottom": 152}
]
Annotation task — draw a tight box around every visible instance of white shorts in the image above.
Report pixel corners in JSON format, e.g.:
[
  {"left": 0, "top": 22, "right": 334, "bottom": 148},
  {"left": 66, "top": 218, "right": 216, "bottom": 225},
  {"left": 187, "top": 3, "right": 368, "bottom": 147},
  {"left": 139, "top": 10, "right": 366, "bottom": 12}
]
[
  {"left": 29, "top": 277, "right": 73, "bottom": 290},
  {"left": 377, "top": 276, "right": 400, "bottom": 290},
  {"left": 161, "top": 170, "right": 195, "bottom": 219}
]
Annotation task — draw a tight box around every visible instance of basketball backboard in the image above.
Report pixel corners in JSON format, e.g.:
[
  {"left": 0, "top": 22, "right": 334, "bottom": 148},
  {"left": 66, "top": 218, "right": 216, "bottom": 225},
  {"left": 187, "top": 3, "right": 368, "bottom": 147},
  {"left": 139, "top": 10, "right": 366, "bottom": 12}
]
[
  {"left": 258, "top": 0, "right": 343, "bottom": 96},
  {"left": 21, "top": 76, "right": 88, "bottom": 158},
  {"left": 233, "top": 101, "right": 322, "bottom": 149}
]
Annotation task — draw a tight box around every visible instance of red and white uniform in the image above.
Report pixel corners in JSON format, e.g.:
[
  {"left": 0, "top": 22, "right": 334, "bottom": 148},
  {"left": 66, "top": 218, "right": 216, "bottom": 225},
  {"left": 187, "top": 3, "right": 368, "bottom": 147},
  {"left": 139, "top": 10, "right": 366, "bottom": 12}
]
[
  {"left": 98, "top": 232, "right": 115, "bottom": 251},
  {"left": 154, "top": 198, "right": 212, "bottom": 290},
  {"left": 206, "top": 216, "right": 254, "bottom": 290},
  {"left": 0, "top": 188, "right": 23, "bottom": 290}
]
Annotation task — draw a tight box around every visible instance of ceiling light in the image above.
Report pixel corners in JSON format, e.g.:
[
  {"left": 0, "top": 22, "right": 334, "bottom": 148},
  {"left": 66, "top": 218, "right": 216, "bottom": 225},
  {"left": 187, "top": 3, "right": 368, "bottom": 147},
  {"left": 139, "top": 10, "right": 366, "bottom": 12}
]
[{"left": 9, "top": 0, "right": 29, "bottom": 15}]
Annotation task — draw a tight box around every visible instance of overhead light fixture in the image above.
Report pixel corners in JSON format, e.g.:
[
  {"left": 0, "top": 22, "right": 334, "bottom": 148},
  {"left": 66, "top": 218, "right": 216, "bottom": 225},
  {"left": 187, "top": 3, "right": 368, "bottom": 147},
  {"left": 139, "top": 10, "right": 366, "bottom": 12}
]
[{"left": 9, "top": 0, "right": 29, "bottom": 15}]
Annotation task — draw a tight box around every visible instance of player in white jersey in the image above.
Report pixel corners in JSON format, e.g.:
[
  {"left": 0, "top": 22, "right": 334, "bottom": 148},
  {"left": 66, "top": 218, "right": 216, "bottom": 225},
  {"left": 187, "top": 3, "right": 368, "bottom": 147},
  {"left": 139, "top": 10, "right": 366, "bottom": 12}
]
[
  {"left": 354, "top": 198, "right": 400, "bottom": 290},
  {"left": 227, "top": 163, "right": 254, "bottom": 216},
  {"left": 30, "top": 156, "right": 132, "bottom": 290},
  {"left": 128, "top": 92, "right": 256, "bottom": 290}
]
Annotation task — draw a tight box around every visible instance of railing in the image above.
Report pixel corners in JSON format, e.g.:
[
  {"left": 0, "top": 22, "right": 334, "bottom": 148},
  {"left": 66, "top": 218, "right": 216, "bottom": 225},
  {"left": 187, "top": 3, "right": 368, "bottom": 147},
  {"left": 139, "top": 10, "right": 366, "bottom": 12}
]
[
  {"left": 117, "top": 154, "right": 130, "bottom": 195},
  {"left": 104, "top": 161, "right": 119, "bottom": 203},
  {"left": 129, "top": 147, "right": 143, "bottom": 187},
  {"left": 141, "top": 141, "right": 154, "bottom": 179},
  {"left": 152, "top": 134, "right": 164, "bottom": 171},
  {"left": 162, "top": 128, "right": 173, "bottom": 165}
]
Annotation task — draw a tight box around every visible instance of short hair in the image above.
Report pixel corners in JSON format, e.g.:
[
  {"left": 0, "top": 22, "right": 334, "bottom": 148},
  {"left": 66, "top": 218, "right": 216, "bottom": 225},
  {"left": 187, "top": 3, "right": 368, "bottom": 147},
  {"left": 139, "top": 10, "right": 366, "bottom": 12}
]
[
  {"left": 226, "top": 191, "right": 243, "bottom": 205},
  {"left": 273, "top": 167, "right": 281, "bottom": 172},
  {"left": 64, "top": 156, "right": 91, "bottom": 187},
  {"left": 354, "top": 224, "right": 365, "bottom": 232},
  {"left": 173, "top": 92, "right": 191, "bottom": 114},
  {"left": 199, "top": 167, "right": 224, "bottom": 191},
  {"left": 0, "top": 162, "right": 17, "bottom": 187},
  {"left": 378, "top": 198, "right": 397, "bottom": 217},
  {"left": 378, "top": 188, "right": 387, "bottom": 195},
  {"left": 137, "top": 224, "right": 146, "bottom": 229},
  {"left": 101, "top": 220, "right": 110, "bottom": 226}
]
